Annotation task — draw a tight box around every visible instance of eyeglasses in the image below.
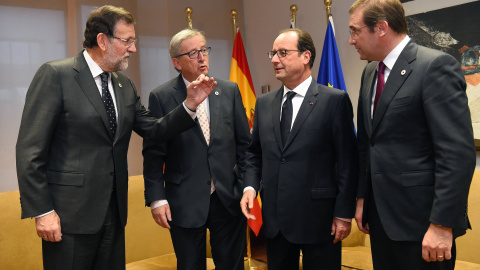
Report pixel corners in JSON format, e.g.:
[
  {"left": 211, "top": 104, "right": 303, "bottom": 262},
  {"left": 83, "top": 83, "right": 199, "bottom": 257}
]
[
  {"left": 176, "top": 47, "right": 211, "bottom": 59},
  {"left": 267, "top": 49, "right": 301, "bottom": 59},
  {"left": 349, "top": 25, "right": 369, "bottom": 38},
  {"left": 112, "top": 36, "right": 137, "bottom": 47}
]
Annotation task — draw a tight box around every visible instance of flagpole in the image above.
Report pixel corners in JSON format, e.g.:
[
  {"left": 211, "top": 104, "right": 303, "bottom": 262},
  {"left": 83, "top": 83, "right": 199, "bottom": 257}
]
[
  {"left": 231, "top": 9, "right": 237, "bottom": 41},
  {"left": 290, "top": 4, "right": 298, "bottom": 28},
  {"left": 185, "top": 7, "right": 193, "bottom": 29},
  {"left": 325, "top": 0, "right": 332, "bottom": 23}
]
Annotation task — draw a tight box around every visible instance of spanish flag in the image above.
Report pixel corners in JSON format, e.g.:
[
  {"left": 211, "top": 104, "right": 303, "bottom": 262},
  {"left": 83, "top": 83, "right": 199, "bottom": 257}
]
[
  {"left": 229, "top": 30, "right": 256, "bottom": 129},
  {"left": 229, "top": 30, "right": 263, "bottom": 236}
]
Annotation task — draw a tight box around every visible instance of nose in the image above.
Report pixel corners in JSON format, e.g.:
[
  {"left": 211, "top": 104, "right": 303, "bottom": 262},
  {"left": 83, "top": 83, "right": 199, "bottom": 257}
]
[
  {"left": 271, "top": 53, "right": 280, "bottom": 64},
  {"left": 198, "top": 51, "right": 206, "bottom": 60},
  {"left": 128, "top": 42, "right": 137, "bottom": 53},
  {"left": 349, "top": 35, "right": 355, "bottom": 45}
]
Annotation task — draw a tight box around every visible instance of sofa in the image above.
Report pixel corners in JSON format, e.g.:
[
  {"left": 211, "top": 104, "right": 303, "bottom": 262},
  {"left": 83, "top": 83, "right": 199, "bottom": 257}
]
[{"left": 1, "top": 172, "right": 479, "bottom": 269}]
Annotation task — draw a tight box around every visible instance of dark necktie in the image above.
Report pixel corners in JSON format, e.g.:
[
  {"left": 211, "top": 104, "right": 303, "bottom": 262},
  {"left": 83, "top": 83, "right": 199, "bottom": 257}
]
[
  {"left": 100, "top": 72, "right": 117, "bottom": 140},
  {"left": 373, "top": 61, "right": 386, "bottom": 117},
  {"left": 280, "top": 91, "right": 296, "bottom": 146}
]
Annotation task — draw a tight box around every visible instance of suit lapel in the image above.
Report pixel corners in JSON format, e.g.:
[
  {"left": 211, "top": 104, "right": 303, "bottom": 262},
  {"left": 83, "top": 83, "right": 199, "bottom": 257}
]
[
  {"left": 208, "top": 86, "right": 220, "bottom": 145},
  {"left": 372, "top": 41, "right": 416, "bottom": 133},
  {"left": 284, "top": 81, "right": 318, "bottom": 149},
  {"left": 111, "top": 72, "right": 124, "bottom": 143},
  {"left": 362, "top": 63, "right": 376, "bottom": 137},
  {"left": 73, "top": 53, "right": 112, "bottom": 138},
  {"left": 271, "top": 88, "right": 284, "bottom": 152},
  {"left": 172, "top": 75, "right": 187, "bottom": 105}
]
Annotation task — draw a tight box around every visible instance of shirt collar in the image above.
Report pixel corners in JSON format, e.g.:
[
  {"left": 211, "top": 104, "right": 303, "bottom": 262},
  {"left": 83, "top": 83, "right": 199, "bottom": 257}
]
[
  {"left": 83, "top": 50, "right": 106, "bottom": 79},
  {"left": 182, "top": 75, "right": 191, "bottom": 87},
  {"left": 283, "top": 76, "right": 312, "bottom": 97},
  {"left": 382, "top": 35, "right": 411, "bottom": 71}
]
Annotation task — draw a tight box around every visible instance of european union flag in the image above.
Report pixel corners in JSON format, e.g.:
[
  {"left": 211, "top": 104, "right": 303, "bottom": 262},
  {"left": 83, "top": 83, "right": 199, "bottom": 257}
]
[{"left": 317, "top": 17, "right": 347, "bottom": 92}]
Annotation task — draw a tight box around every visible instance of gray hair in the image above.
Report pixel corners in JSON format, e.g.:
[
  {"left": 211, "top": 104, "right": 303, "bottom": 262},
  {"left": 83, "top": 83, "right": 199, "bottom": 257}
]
[{"left": 169, "top": 29, "right": 206, "bottom": 59}]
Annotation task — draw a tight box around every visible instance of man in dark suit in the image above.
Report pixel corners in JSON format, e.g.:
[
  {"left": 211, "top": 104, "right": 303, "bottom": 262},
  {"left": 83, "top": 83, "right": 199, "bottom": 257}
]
[
  {"left": 142, "top": 29, "right": 250, "bottom": 270},
  {"left": 16, "top": 6, "right": 216, "bottom": 270},
  {"left": 349, "top": 0, "right": 476, "bottom": 269},
  {"left": 240, "top": 28, "right": 358, "bottom": 270}
]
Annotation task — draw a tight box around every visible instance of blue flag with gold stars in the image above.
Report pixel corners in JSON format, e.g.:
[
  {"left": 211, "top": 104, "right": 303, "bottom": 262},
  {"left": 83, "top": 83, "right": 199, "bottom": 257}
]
[{"left": 317, "top": 16, "right": 347, "bottom": 92}]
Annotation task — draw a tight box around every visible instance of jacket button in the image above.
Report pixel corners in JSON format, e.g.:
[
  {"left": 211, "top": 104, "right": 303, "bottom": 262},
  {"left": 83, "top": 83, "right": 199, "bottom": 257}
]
[{"left": 281, "top": 158, "right": 286, "bottom": 164}]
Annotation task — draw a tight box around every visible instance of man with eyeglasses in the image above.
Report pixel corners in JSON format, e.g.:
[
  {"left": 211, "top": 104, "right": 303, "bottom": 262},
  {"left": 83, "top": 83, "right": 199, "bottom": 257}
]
[
  {"left": 240, "top": 28, "right": 358, "bottom": 270},
  {"left": 349, "top": 0, "right": 475, "bottom": 269},
  {"left": 16, "top": 6, "right": 216, "bottom": 270},
  {"left": 142, "top": 28, "right": 250, "bottom": 270}
]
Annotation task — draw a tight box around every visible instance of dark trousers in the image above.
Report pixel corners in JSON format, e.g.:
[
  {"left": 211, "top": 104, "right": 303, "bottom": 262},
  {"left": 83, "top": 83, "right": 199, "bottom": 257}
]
[
  {"left": 266, "top": 232, "right": 341, "bottom": 270},
  {"left": 369, "top": 196, "right": 456, "bottom": 270},
  {"left": 42, "top": 191, "right": 125, "bottom": 270},
  {"left": 169, "top": 191, "right": 246, "bottom": 270}
]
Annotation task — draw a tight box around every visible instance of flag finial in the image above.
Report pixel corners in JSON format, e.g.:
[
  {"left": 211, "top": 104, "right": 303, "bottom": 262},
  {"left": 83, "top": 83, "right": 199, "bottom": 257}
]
[
  {"left": 324, "top": 0, "right": 332, "bottom": 22},
  {"left": 185, "top": 7, "right": 193, "bottom": 29},
  {"left": 231, "top": 9, "right": 237, "bottom": 41},
  {"left": 290, "top": 4, "right": 298, "bottom": 28}
]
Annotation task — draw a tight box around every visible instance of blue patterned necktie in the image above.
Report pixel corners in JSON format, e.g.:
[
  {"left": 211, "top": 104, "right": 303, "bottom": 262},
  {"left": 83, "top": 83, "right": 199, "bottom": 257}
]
[{"left": 100, "top": 72, "right": 117, "bottom": 140}]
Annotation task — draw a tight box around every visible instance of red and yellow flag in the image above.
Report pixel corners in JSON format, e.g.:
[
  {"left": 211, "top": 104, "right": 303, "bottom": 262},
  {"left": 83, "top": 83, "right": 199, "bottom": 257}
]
[
  {"left": 230, "top": 31, "right": 256, "bottom": 129},
  {"left": 229, "top": 30, "right": 262, "bottom": 236}
]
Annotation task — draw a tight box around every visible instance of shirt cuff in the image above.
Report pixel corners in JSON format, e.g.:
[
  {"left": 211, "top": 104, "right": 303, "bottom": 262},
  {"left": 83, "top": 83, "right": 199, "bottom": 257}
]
[
  {"left": 243, "top": 186, "right": 256, "bottom": 197},
  {"left": 335, "top": 217, "right": 352, "bottom": 222},
  {"left": 151, "top": 200, "right": 168, "bottom": 210},
  {"left": 34, "top": 210, "right": 54, "bottom": 219},
  {"left": 183, "top": 102, "right": 196, "bottom": 119}
]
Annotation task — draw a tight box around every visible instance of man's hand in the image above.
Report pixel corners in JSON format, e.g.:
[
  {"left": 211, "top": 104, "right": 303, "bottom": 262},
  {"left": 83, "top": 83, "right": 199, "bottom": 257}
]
[
  {"left": 355, "top": 198, "right": 369, "bottom": 234},
  {"left": 36, "top": 211, "right": 62, "bottom": 242},
  {"left": 422, "top": 223, "right": 453, "bottom": 262},
  {"left": 151, "top": 204, "right": 172, "bottom": 229},
  {"left": 184, "top": 74, "right": 217, "bottom": 111},
  {"left": 240, "top": 189, "right": 257, "bottom": 220},
  {"left": 331, "top": 218, "right": 351, "bottom": 244}
]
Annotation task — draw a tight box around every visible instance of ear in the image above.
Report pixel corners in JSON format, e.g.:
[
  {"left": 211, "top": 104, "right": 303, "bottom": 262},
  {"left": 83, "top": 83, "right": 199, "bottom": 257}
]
[
  {"left": 377, "top": 20, "right": 388, "bottom": 37},
  {"left": 97, "top": 33, "right": 109, "bottom": 51},
  {"left": 172, "top": 58, "right": 182, "bottom": 72},
  {"left": 302, "top": 50, "right": 311, "bottom": 65}
]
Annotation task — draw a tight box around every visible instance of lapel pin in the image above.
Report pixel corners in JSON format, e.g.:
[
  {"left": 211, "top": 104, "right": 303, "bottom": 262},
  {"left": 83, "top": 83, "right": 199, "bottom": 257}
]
[
  {"left": 401, "top": 70, "right": 406, "bottom": 75},
  {"left": 215, "top": 91, "right": 219, "bottom": 95},
  {"left": 310, "top": 102, "right": 313, "bottom": 105},
  {"left": 118, "top": 83, "right": 123, "bottom": 88}
]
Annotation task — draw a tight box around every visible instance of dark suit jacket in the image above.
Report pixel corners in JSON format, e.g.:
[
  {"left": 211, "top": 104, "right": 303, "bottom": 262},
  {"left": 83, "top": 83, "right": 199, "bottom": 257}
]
[
  {"left": 16, "top": 52, "right": 195, "bottom": 234},
  {"left": 143, "top": 74, "right": 250, "bottom": 228},
  {"left": 243, "top": 79, "right": 358, "bottom": 244},
  {"left": 357, "top": 41, "right": 476, "bottom": 241}
]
